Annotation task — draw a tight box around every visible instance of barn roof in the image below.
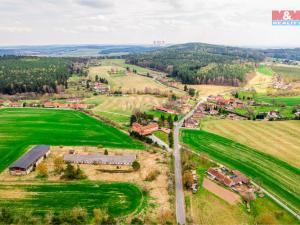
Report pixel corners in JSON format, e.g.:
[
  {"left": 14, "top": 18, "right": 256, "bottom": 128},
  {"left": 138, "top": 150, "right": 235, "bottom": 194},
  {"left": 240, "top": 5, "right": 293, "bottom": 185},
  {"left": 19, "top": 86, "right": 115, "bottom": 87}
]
[{"left": 9, "top": 145, "right": 50, "bottom": 170}]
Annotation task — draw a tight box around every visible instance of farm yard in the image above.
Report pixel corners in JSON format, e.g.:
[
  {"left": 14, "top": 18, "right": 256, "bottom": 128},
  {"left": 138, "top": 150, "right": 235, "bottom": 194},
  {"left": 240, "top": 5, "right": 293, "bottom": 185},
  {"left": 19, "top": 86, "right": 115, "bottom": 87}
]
[
  {"left": 0, "top": 182, "right": 143, "bottom": 218},
  {"left": 0, "top": 108, "right": 144, "bottom": 172},
  {"left": 180, "top": 129, "right": 300, "bottom": 215},
  {"left": 203, "top": 120, "right": 300, "bottom": 168}
]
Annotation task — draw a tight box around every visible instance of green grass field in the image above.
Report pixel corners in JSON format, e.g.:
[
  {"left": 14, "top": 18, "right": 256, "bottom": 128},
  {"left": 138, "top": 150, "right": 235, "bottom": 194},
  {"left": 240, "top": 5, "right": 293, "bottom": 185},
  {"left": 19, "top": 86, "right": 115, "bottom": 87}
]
[
  {"left": 181, "top": 129, "right": 300, "bottom": 215},
  {"left": 254, "top": 95, "right": 300, "bottom": 106},
  {"left": 0, "top": 108, "right": 144, "bottom": 172},
  {"left": 257, "top": 65, "right": 274, "bottom": 76},
  {"left": 153, "top": 131, "right": 169, "bottom": 145},
  {"left": 0, "top": 181, "right": 143, "bottom": 217},
  {"left": 233, "top": 105, "right": 295, "bottom": 118}
]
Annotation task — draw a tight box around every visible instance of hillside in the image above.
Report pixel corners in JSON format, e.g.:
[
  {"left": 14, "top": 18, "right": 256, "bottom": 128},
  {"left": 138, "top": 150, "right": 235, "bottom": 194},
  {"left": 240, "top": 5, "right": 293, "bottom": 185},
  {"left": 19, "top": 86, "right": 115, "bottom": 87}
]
[{"left": 126, "top": 43, "right": 264, "bottom": 86}]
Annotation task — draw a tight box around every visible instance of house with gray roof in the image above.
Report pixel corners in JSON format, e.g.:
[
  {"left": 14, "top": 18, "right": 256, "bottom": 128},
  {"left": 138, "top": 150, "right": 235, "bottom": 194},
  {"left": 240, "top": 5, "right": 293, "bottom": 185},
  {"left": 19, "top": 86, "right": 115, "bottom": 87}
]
[{"left": 9, "top": 145, "right": 50, "bottom": 175}]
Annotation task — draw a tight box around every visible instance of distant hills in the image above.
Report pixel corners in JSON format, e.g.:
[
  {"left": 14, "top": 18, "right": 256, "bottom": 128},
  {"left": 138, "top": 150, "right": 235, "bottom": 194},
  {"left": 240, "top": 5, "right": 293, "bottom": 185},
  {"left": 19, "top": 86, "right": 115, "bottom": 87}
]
[{"left": 0, "top": 44, "right": 161, "bottom": 57}]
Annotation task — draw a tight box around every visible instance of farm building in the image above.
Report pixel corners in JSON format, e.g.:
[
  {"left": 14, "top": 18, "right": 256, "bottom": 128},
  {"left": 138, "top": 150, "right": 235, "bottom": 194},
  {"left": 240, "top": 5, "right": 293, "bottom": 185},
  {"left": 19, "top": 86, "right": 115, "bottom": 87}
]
[
  {"left": 64, "top": 153, "right": 136, "bottom": 165},
  {"left": 9, "top": 145, "right": 50, "bottom": 175},
  {"left": 132, "top": 122, "right": 159, "bottom": 136}
]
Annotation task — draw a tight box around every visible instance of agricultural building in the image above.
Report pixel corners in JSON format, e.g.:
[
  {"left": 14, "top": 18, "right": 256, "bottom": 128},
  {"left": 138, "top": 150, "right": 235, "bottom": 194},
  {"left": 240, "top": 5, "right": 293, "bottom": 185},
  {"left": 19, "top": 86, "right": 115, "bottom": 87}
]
[
  {"left": 64, "top": 153, "right": 136, "bottom": 165},
  {"left": 9, "top": 145, "right": 50, "bottom": 175}
]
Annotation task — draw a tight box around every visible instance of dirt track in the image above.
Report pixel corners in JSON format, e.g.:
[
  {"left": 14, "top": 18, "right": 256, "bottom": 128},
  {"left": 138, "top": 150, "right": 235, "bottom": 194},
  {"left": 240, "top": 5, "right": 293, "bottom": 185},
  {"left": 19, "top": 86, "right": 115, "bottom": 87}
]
[{"left": 203, "top": 178, "right": 241, "bottom": 205}]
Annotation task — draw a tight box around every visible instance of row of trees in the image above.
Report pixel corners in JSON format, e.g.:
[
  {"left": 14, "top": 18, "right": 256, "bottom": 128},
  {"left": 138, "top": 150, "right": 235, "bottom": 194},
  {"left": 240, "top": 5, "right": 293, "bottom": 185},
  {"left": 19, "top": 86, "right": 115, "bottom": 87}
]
[{"left": 0, "top": 56, "right": 87, "bottom": 94}]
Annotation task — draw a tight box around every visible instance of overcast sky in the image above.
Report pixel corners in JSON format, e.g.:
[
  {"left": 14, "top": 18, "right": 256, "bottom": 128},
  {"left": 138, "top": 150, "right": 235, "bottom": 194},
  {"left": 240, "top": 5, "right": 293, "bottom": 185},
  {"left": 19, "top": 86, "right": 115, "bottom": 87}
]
[{"left": 1, "top": 0, "right": 300, "bottom": 47}]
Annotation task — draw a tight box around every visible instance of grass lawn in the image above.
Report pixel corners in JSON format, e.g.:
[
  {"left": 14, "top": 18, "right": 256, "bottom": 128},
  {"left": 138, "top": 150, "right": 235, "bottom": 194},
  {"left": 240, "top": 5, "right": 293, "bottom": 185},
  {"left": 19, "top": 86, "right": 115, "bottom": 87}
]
[
  {"left": 257, "top": 65, "right": 274, "bottom": 76},
  {"left": 0, "top": 181, "right": 143, "bottom": 217},
  {"left": 153, "top": 131, "right": 169, "bottom": 145},
  {"left": 0, "top": 108, "right": 144, "bottom": 172},
  {"left": 254, "top": 94, "right": 300, "bottom": 106},
  {"left": 181, "top": 129, "right": 300, "bottom": 215}
]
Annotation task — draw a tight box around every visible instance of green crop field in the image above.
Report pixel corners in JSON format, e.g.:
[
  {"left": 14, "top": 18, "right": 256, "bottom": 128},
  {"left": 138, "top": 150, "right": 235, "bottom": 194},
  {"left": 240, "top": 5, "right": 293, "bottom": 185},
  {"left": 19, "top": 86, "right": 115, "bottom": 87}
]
[
  {"left": 254, "top": 95, "right": 300, "bottom": 106},
  {"left": 257, "top": 65, "right": 274, "bottom": 76},
  {"left": 181, "top": 129, "right": 300, "bottom": 214},
  {"left": 0, "top": 108, "right": 144, "bottom": 172},
  {"left": 0, "top": 181, "right": 143, "bottom": 217}
]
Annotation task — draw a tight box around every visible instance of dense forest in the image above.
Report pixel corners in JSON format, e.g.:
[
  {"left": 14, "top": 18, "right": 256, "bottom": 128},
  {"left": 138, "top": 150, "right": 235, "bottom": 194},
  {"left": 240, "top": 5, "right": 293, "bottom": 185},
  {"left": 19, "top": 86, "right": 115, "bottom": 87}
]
[
  {"left": 126, "top": 43, "right": 264, "bottom": 86},
  {"left": 263, "top": 48, "right": 300, "bottom": 61},
  {"left": 0, "top": 56, "right": 87, "bottom": 94}
]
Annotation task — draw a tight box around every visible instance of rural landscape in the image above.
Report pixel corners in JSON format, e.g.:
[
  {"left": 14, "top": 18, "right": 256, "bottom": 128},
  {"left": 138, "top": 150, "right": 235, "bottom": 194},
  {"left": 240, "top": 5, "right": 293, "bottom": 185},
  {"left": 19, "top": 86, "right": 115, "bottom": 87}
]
[{"left": 0, "top": 0, "right": 300, "bottom": 224}]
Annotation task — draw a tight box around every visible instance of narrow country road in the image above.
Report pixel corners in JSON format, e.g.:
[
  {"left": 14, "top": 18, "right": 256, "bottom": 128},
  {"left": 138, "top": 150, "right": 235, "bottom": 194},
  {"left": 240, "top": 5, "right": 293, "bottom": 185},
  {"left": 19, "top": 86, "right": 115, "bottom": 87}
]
[{"left": 173, "top": 97, "right": 206, "bottom": 225}]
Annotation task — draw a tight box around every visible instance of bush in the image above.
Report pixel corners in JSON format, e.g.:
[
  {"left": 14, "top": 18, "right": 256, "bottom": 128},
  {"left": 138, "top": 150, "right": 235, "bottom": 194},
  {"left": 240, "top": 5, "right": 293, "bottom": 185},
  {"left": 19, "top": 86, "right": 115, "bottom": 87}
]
[
  {"left": 36, "top": 162, "right": 48, "bottom": 178},
  {"left": 132, "top": 160, "right": 140, "bottom": 171},
  {"left": 53, "top": 156, "right": 64, "bottom": 174},
  {"left": 145, "top": 170, "right": 160, "bottom": 181},
  {"left": 131, "top": 217, "right": 144, "bottom": 225},
  {"left": 61, "top": 163, "right": 87, "bottom": 180}
]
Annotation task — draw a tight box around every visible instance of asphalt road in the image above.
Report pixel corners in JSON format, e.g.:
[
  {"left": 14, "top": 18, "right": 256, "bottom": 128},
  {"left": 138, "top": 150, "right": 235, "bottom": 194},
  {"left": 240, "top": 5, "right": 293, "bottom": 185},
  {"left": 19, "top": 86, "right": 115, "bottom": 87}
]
[{"left": 173, "top": 98, "right": 206, "bottom": 225}]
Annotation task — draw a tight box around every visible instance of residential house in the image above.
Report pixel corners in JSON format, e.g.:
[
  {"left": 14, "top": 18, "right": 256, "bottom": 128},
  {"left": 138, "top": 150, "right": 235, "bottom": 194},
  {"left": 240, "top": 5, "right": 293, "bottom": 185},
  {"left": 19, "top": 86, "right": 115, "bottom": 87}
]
[
  {"left": 154, "top": 105, "right": 176, "bottom": 114},
  {"left": 184, "top": 118, "right": 199, "bottom": 128},
  {"left": 132, "top": 122, "right": 159, "bottom": 136},
  {"left": 160, "top": 127, "right": 171, "bottom": 134},
  {"left": 266, "top": 111, "right": 280, "bottom": 120},
  {"left": 94, "top": 82, "right": 110, "bottom": 94}
]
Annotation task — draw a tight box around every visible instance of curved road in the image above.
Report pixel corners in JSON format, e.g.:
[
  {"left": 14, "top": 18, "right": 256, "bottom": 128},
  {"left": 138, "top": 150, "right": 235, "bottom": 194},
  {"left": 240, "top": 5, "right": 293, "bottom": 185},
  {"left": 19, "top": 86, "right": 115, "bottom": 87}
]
[{"left": 173, "top": 98, "right": 206, "bottom": 225}]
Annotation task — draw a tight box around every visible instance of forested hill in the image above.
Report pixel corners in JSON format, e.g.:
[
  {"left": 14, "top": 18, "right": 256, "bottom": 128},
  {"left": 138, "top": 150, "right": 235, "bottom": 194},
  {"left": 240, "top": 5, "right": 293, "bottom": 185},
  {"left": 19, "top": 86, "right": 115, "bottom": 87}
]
[
  {"left": 0, "top": 56, "right": 87, "bottom": 94},
  {"left": 126, "top": 43, "right": 265, "bottom": 86}
]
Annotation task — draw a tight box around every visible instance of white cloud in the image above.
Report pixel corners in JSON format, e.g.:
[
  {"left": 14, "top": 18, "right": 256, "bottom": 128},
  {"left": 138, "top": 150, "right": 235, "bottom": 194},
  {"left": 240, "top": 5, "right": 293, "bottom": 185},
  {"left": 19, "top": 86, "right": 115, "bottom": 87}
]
[
  {"left": 0, "top": 26, "right": 32, "bottom": 33},
  {"left": 0, "top": 0, "right": 299, "bottom": 47}
]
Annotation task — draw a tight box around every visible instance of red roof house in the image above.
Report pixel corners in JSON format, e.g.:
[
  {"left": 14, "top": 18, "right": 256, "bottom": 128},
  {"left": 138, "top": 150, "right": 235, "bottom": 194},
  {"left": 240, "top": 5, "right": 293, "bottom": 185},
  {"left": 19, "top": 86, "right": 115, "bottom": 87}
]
[{"left": 132, "top": 122, "right": 159, "bottom": 136}]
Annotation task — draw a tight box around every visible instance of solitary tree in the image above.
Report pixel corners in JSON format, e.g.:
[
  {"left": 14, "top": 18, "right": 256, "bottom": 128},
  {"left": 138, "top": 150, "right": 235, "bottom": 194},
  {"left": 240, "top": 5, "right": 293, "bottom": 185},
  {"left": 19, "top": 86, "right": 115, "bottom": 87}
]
[
  {"left": 36, "top": 162, "right": 48, "bottom": 178},
  {"left": 53, "top": 156, "right": 64, "bottom": 174},
  {"left": 104, "top": 149, "right": 108, "bottom": 155},
  {"left": 182, "top": 171, "right": 193, "bottom": 189},
  {"left": 132, "top": 160, "right": 140, "bottom": 171}
]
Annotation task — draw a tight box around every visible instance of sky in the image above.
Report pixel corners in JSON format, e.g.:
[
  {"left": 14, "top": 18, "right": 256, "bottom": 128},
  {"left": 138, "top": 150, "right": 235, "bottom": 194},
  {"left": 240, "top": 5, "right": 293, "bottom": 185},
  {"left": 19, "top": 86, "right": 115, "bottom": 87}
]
[{"left": 0, "top": 0, "right": 300, "bottom": 47}]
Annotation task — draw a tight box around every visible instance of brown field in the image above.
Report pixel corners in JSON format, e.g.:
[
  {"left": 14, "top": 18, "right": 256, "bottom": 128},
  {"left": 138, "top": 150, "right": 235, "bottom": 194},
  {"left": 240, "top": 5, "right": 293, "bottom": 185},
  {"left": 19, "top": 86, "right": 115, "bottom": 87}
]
[
  {"left": 204, "top": 119, "right": 300, "bottom": 168},
  {"left": 203, "top": 178, "right": 241, "bottom": 205},
  {"left": 181, "top": 84, "right": 235, "bottom": 96},
  {"left": 245, "top": 72, "right": 273, "bottom": 92}
]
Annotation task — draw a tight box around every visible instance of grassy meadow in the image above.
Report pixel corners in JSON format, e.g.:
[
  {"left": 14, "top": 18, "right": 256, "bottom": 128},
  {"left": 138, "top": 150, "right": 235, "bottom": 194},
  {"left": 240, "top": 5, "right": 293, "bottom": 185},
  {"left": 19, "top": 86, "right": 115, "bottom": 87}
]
[
  {"left": 0, "top": 108, "right": 144, "bottom": 172},
  {"left": 181, "top": 129, "right": 300, "bottom": 215},
  {"left": 0, "top": 181, "right": 143, "bottom": 217}
]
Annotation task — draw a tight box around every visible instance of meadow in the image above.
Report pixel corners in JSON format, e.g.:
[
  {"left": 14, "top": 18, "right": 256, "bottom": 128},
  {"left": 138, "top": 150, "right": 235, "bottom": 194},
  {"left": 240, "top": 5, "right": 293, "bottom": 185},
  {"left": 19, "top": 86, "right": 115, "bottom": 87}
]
[
  {"left": 0, "top": 108, "right": 144, "bottom": 172},
  {"left": 0, "top": 181, "right": 143, "bottom": 217},
  {"left": 271, "top": 65, "right": 300, "bottom": 81},
  {"left": 181, "top": 129, "right": 300, "bottom": 215},
  {"left": 203, "top": 120, "right": 300, "bottom": 168}
]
